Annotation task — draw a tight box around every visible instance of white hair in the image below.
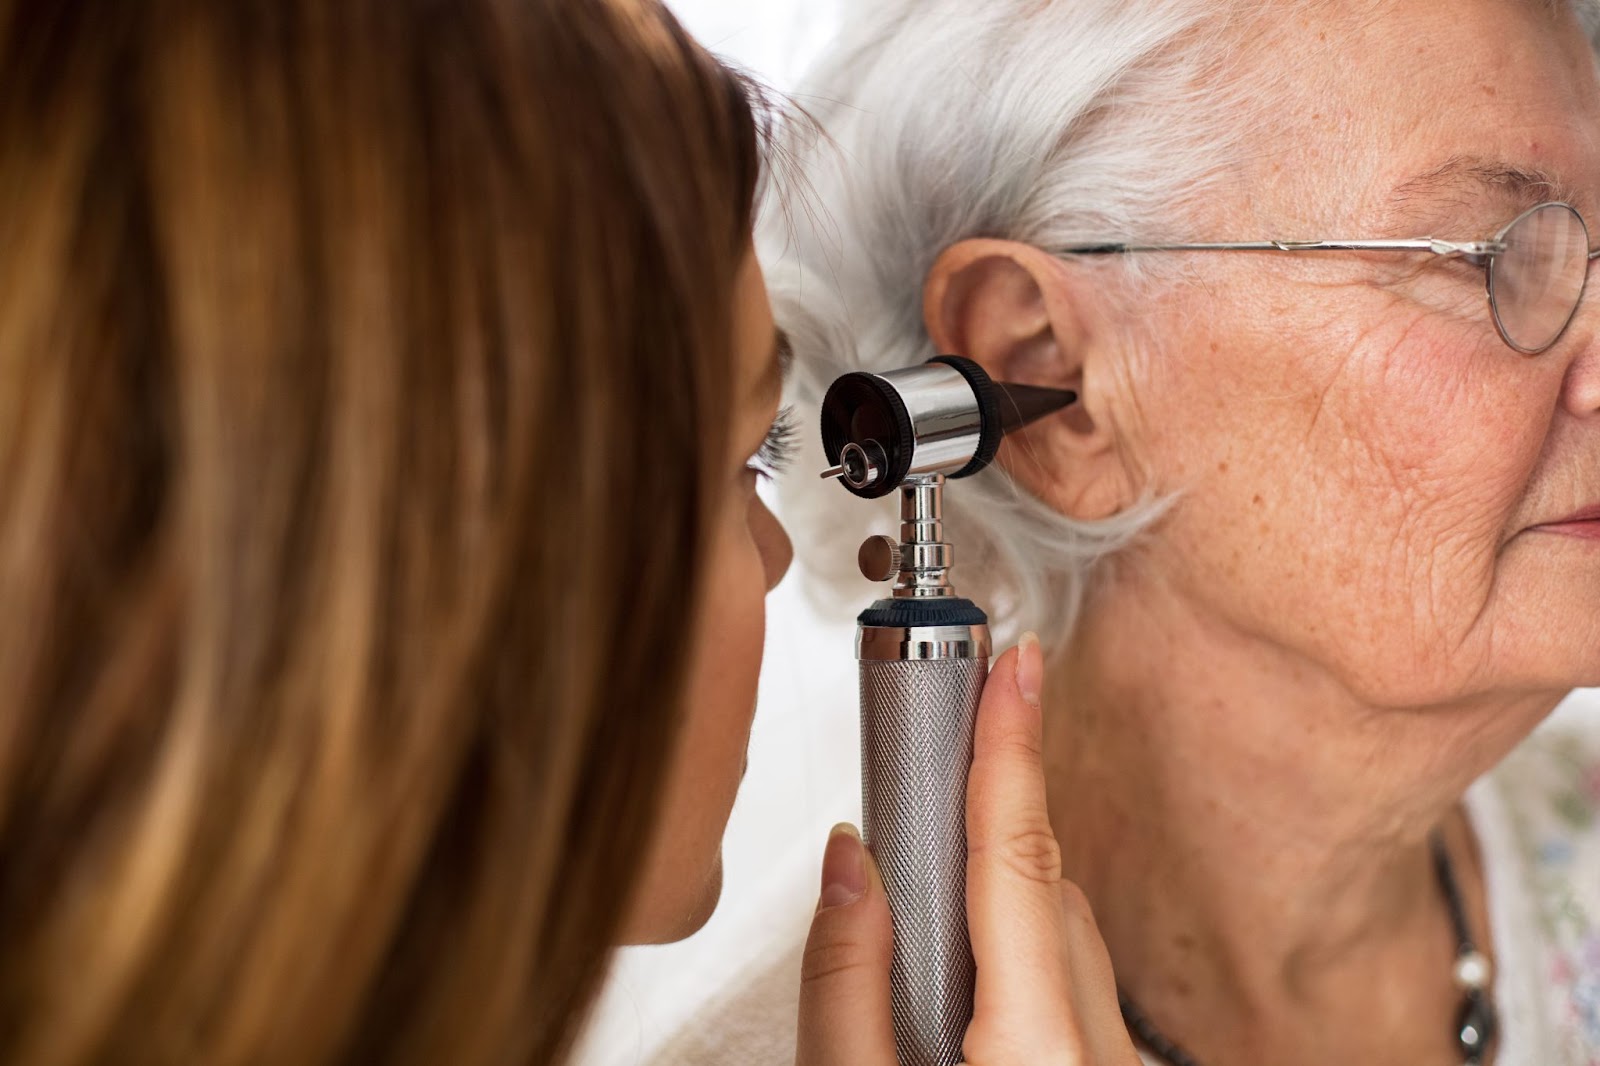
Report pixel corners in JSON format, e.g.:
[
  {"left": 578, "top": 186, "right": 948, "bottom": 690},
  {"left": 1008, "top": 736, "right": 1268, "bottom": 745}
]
[{"left": 762, "top": 0, "right": 1600, "bottom": 647}]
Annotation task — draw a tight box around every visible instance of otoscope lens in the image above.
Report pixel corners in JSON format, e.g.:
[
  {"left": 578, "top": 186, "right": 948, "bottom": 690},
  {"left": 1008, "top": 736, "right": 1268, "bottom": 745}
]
[
  {"left": 841, "top": 441, "right": 886, "bottom": 490},
  {"left": 842, "top": 445, "right": 868, "bottom": 486},
  {"left": 820, "top": 372, "right": 916, "bottom": 499}
]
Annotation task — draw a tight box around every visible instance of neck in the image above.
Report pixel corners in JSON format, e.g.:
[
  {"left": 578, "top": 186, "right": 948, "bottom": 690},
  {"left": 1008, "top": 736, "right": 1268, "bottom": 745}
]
[{"left": 1045, "top": 564, "right": 1561, "bottom": 1062}]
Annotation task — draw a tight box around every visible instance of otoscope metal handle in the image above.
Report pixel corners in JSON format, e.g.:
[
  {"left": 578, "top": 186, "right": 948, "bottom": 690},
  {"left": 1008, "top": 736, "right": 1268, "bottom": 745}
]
[
  {"left": 822, "top": 357, "right": 1073, "bottom": 1062},
  {"left": 859, "top": 623, "right": 990, "bottom": 1066}
]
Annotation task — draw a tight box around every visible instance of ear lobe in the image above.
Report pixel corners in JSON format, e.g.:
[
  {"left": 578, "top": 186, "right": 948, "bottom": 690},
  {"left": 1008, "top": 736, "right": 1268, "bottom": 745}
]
[{"left": 922, "top": 239, "right": 1137, "bottom": 521}]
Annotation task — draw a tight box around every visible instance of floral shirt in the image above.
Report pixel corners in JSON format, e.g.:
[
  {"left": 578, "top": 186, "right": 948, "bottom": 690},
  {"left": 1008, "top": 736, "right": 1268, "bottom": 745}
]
[{"left": 1468, "top": 698, "right": 1600, "bottom": 1066}]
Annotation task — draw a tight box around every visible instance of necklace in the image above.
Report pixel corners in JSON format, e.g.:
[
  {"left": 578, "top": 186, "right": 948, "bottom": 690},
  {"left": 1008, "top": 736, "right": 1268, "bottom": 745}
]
[{"left": 1117, "top": 831, "right": 1498, "bottom": 1066}]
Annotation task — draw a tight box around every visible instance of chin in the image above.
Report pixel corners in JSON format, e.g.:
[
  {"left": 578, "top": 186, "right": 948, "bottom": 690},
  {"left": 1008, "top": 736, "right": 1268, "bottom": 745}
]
[{"left": 633, "top": 852, "right": 726, "bottom": 946}]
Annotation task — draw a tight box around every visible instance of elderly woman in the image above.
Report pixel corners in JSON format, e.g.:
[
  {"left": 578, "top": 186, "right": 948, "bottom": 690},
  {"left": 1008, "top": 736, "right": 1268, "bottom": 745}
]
[{"left": 652, "top": 0, "right": 1600, "bottom": 1064}]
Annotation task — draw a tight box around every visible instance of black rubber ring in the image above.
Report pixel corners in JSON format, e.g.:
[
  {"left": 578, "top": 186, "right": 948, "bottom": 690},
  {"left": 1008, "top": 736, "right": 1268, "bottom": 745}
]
[
  {"left": 819, "top": 371, "right": 915, "bottom": 499},
  {"left": 857, "top": 596, "right": 990, "bottom": 628}
]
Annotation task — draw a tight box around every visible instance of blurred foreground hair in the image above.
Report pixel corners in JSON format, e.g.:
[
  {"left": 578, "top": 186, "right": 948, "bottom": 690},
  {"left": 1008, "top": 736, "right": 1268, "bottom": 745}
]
[{"left": 0, "top": 0, "right": 760, "bottom": 1062}]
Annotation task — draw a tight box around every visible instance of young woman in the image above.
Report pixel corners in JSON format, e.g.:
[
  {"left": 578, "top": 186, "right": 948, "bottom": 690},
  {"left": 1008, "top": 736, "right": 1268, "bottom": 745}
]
[{"left": 0, "top": 1, "right": 1133, "bottom": 1063}]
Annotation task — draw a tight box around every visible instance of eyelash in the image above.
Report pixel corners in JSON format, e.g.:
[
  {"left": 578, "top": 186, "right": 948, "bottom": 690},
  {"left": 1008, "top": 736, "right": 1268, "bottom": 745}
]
[{"left": 749, "top": 406, "right": 798, "bottom": 482}]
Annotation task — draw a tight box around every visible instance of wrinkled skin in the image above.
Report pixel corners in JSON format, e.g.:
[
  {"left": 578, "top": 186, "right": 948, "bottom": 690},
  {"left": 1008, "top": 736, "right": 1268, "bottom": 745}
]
[{"left": 922, "top": 1, "right": 1600, "bottom": 1062}]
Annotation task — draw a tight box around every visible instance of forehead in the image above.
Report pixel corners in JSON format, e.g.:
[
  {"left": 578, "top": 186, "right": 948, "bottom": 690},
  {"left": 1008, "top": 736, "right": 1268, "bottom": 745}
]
[
  {"left": 1235, "top": 0, "right": 1600, "bottom": 230},
  {"left": 733, "top": 249, "right": 782, "bottom": 407}
]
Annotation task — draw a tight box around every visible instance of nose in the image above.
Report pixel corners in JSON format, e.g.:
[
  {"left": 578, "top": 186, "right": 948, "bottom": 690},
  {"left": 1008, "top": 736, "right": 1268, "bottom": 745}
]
[
  {"left": 752, "top": 496, "right": 793, "bottom": 591},
  {"left": 1562, "top": 346, "right": 1600, "bottom": 416},
  {"left": 1561, "top": 255, "right": 1600, "bottom": 417}
]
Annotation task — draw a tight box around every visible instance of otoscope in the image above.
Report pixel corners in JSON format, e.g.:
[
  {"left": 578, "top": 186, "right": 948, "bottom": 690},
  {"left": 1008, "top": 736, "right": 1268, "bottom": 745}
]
[{"left": 818, "top": 356, "right": 1078, "bottom": 1066}]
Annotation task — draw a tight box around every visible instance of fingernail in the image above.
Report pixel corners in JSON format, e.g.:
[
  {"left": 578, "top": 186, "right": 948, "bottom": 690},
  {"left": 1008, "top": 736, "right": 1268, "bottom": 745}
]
[
  {"left": 1015, "top": 631, "right": 1043, "bottom": 709},
  {"left": 819, "top": 823, "right": 866, "bottom": 909}
]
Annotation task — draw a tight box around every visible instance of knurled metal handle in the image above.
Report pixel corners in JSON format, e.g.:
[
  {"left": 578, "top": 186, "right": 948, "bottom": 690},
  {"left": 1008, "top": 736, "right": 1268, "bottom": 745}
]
[{"left": 860, "top": 654, "right": 987, "bottom": 1066}]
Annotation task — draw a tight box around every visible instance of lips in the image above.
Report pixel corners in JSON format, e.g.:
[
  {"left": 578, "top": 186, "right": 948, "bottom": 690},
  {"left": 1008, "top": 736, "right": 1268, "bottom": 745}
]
[
  {"left": 1532, "top": 502, "right": 1600, "bottom": 536},
  {"left": 1542, "top": 503, "right": 1600, "bottom": 526}
]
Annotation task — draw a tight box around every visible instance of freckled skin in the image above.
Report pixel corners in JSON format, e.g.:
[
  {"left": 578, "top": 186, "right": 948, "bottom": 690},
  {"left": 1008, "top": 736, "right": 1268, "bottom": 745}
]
[{"left": 1113, "top": 2, "right": 1600, "bottom": 708}]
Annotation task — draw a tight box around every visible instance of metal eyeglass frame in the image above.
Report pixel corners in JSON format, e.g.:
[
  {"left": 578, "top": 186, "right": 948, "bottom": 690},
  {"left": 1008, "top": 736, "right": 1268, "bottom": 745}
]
[{"left": 1059, "top": 201, "right": 1600, "bottom": 356}]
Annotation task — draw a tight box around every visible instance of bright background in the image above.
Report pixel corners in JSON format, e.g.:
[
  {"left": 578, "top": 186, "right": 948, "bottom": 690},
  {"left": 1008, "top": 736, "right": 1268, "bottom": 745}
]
[
  {"left": 572, "top": 4, "right": 852, "bottom": 1065},
  {"left": 660, "top": 0, "right": 843, "bottom": 91}
]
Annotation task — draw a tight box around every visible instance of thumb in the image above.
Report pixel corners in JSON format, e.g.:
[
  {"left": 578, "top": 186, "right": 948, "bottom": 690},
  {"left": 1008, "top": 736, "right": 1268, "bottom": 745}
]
[{"left": 795, "top": 824, "right": 898, "bottom": 1066}]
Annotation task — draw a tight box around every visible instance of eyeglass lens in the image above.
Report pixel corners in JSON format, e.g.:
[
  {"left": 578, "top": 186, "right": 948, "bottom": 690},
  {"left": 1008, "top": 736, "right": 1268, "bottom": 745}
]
[{"left": 1489, "top": 203, "right": 1590, "bottom": 353}]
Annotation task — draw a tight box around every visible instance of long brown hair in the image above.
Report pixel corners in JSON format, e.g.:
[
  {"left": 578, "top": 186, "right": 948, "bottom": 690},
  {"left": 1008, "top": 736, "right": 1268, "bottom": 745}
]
[{"left": 0, "top": 0, "right": 761, "bottom": 1062}]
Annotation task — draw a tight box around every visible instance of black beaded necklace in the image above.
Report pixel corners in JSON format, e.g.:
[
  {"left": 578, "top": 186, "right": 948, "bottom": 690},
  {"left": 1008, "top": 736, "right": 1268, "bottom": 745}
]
[{"left": 1117, "top": 831, "right": 1498, "bottom": 1066}]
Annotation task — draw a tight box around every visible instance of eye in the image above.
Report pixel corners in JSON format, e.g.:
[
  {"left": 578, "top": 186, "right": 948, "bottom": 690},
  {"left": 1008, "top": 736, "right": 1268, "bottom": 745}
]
[{"left": 748, "top": 406, "right": 797, "bottom": 482}]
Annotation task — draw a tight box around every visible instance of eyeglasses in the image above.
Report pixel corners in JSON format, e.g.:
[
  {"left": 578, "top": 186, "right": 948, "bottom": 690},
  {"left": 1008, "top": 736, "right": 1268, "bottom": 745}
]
[{"left": 1060, "top": 201, "right": 1600, "bottom": 355}]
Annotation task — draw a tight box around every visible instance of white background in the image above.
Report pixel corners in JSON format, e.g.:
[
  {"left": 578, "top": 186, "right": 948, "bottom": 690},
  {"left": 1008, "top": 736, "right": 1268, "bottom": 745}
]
[{"left": 664, "top": 0, "right": 842, "bottom": 91}]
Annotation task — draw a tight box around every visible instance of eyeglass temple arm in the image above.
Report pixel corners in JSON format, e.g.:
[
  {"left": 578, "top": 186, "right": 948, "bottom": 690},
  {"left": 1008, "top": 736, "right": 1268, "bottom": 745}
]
[{"left": 1066, "top": 238, "right": 1505, "bottom": 259}]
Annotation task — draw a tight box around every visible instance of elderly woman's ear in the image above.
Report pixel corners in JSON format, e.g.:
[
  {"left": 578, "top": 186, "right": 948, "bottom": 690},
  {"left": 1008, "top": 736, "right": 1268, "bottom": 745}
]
[{"left": 924, "top": 239, "right": 1141, "bottom": 521}]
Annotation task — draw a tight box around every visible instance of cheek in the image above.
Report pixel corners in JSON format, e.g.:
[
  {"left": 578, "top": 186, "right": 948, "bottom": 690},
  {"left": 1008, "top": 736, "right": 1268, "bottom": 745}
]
[
  {"left": 689, "top": 502, "right": 771, "bottom": 738},
  {"left": 626, "top": 502, "right": 770, "bottom": 942},
  {"left": 1303, "top": 318, "right": 1541, "bottom": 559},
  {"left": 1137, "top": 304, "right": 1552, "bottom": 704}
]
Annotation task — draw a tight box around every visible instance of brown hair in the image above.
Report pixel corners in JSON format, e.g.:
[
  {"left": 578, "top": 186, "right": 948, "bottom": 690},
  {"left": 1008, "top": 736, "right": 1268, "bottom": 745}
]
[{"left": 0, "top": 0, "right": 761, "bottom": 1062}]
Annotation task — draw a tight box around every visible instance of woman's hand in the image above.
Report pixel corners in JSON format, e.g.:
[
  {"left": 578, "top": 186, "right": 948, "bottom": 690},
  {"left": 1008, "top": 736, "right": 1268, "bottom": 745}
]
[{"left": 795, "top": 635, "right": 1142, "bottom": 1066}]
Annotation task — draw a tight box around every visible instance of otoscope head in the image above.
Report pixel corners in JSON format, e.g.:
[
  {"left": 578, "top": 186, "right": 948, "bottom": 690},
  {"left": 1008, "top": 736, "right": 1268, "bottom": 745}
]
[{"left": 819, "top": 355, "right": 1077, "bottom": 499}]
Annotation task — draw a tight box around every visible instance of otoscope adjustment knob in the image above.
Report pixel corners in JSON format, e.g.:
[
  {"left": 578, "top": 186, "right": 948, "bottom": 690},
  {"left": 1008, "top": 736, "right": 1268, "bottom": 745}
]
[{"left": 858, "top": 535, "right": 902, "bottom": 583}]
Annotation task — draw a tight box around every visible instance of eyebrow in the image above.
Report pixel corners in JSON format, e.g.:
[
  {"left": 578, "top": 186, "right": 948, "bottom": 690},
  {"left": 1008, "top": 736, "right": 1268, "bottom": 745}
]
[{"left": 1390, "top": 156, "right": 1584, "bottom": 218}]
